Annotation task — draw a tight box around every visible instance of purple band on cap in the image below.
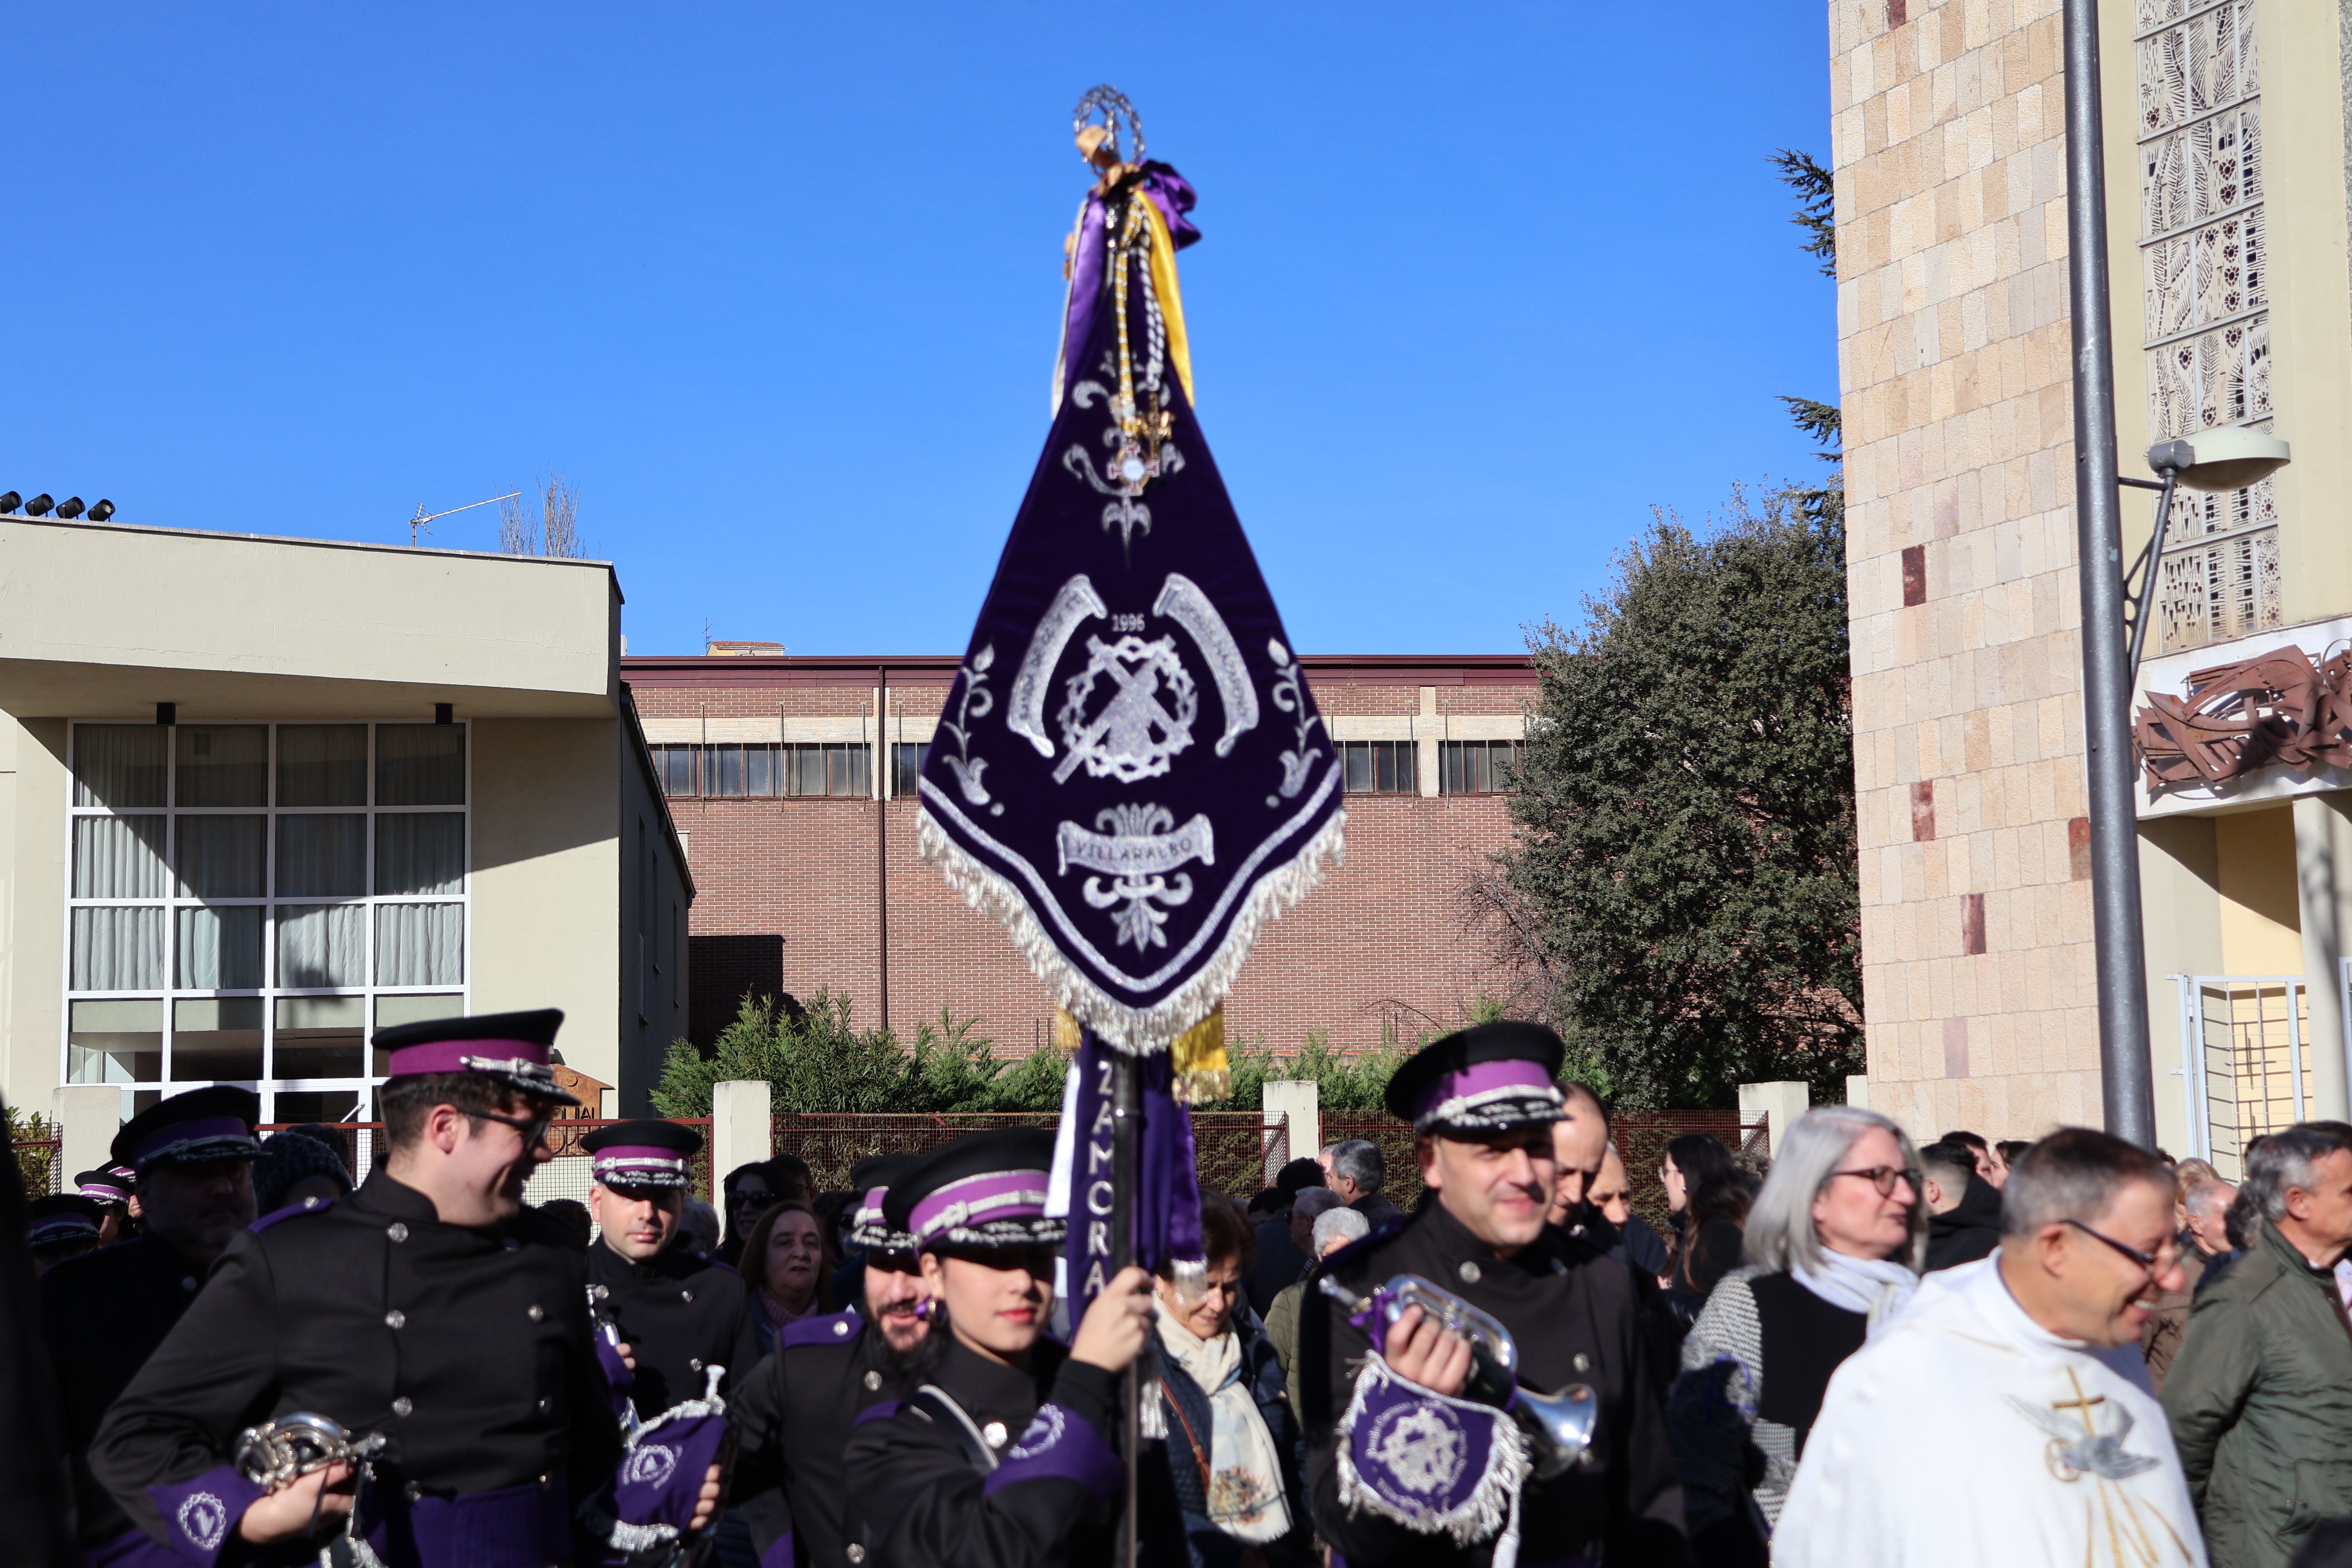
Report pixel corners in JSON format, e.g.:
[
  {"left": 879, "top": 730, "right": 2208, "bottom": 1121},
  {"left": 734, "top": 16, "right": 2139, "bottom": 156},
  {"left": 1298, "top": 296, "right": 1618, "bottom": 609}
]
[
  {"left": 591, "top": 1145, "right": 690, "bottom": 1167},
  {"left": 133, "top": 1116, "right": 252, "bottom": 1166},
  {"left": 857, "top": 1185, "right": 889, "bottom": 1227},
  {"left": 383, "top": 1037, "right": 551, "bottom": 1076},
  {"left": 907, "top": 1169, "right": 1049, "bottom": 1242},
  {"left": 78, "top": 1180, "right": 130, "bottom": 1202},
  {"left": 1415, "top": 1058, "right": 1562, "bottom": 1125}
]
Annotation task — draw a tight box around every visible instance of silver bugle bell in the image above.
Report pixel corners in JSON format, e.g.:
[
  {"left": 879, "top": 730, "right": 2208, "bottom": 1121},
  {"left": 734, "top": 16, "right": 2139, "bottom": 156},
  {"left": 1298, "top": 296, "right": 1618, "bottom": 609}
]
[{"left": 1323, "top": 1271, "right": 1601, "bottom": 1479}]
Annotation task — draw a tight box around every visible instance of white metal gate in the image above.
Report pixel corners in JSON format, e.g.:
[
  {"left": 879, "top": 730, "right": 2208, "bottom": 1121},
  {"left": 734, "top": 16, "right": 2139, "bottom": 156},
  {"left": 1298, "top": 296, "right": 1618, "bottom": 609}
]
[{"left": 2174, "top": 975, "right": 2309, "bottom": 1179}]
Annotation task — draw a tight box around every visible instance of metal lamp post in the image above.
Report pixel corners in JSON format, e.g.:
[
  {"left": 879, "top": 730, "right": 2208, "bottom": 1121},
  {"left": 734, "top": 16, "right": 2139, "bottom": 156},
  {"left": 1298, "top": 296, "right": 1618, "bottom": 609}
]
[{"left": 2062, "top": 0, "right": 2291, "bottom": 1147}]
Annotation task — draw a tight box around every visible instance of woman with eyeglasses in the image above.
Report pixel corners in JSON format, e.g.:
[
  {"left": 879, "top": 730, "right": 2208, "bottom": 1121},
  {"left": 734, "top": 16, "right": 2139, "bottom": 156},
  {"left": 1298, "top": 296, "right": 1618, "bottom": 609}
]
[{"left": 1665, "top": 1107, "right": 1927, "bottom": 1566}]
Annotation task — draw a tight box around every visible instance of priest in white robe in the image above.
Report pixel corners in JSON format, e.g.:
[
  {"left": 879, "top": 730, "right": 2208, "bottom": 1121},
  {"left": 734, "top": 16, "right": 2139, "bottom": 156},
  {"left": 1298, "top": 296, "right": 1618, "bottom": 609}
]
[{"left": 1775, "top": 1127, "right": 2207, "bottom": 1568}]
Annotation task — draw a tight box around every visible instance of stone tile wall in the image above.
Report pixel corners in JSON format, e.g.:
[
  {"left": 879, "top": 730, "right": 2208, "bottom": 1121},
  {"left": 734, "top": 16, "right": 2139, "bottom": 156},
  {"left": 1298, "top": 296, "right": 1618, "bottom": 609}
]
[{"left": 1831, "top": 0, "right": 2101, "bottom": 1136}]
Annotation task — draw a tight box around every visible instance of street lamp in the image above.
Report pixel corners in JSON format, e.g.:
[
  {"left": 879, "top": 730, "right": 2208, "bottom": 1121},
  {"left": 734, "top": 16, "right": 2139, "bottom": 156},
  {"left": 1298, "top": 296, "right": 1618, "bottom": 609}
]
[
  {"left": 2062, "top": 0, "right": 2296, "bottom": 1147},
  {"left": 2120, "top": 428, "right": 2294, "bottom": 680}
]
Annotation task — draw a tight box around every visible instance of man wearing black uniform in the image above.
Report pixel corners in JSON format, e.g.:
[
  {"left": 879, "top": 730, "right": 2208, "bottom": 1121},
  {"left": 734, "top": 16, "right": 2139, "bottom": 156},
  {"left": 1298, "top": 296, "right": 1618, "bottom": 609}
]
[
  {"left": 841, "top": 1129, "right": 1156, "bottom": 1568},
  {"left": 581, "top": 1119, "right": 761, "bottom": 1418},
  {"left": 41, "top": 1085, "right": 261, "bottom": 1565},
  {"left": 73, "top": 1165, "right": 137, "bottom": 1246},
  {"left": 91, "top": 1009, "right": 720, "bottom": 1566},
  {"left": 729, "top": 1152, "right": 937, "bottom": 1566},
  {"left": 1301, "top": 1021, "right": 1688, "bottom": 1566}
]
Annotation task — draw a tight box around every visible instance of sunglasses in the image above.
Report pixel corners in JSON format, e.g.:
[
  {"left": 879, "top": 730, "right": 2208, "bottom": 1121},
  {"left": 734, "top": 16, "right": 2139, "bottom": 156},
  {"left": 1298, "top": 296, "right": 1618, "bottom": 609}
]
[
  {"left": 2062, "top": 1216, "right": 2178, "bottom": 1276},
  {"left": 469, "top": 1109, "right": 552, "bottom": 1147},
  {"left": 1830, "top": 1165, "right": 1924, "bottom": 1198},
  {"left": 730, "top": 1189, "right": 779, "bottom": 1210}
]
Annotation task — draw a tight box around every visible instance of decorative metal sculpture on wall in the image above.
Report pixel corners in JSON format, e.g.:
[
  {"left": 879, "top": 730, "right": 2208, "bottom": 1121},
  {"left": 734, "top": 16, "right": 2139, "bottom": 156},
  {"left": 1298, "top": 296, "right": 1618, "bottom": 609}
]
[
  {"left": 2135, "top": 643, "right": 2352, "bottom": 789},
  {"left": 916, "top": 92, "right": 1345, "bottom": 1055}
]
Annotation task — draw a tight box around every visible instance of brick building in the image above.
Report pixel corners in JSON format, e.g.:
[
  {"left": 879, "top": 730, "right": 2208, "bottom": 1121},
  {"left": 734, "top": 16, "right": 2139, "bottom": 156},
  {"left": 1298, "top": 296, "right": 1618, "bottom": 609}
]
[
  {"left": 1829, "top": 0, "right": 2352, "bottom": 1163},
  {"left": 622, "top": 651, "right": 1536, "bottom": 1058}
]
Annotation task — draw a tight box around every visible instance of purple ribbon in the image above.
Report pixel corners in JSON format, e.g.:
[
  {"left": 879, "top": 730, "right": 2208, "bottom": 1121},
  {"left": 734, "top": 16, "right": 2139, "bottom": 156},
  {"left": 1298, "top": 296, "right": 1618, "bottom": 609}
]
[
  {"left": 1061, "top": 1030, "right": 1204, "bottom": 1309},
  {"left": 1056, "top": 162, "right": 1198, "bottom": 411}
]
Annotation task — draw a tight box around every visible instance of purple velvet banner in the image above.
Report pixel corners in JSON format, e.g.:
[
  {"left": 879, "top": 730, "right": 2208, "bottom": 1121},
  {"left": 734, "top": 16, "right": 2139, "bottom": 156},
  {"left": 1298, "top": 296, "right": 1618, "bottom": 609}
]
[{"left": 1062, "top": 1029, "right": 1204, "bottom": 1308}]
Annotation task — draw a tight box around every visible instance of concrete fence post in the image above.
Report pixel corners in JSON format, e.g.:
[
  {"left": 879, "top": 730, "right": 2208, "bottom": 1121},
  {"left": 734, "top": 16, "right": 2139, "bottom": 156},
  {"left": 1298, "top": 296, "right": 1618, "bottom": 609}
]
[
  {"left": 54, "top": 1085, "right": 121, "bottom": 1187},
  {"left": 710, "top": 1080, "right": 773, "bottom": 1208},
  {"left": 1844, "top": 1075, "right": 1872, "bottom": 1111},
  {"left": 1263, "top": 1080, "right": 1319, "bottom": 1174},
  {"left": 1737, "top": 1081, "right": 1812, "bottom": 1156}
]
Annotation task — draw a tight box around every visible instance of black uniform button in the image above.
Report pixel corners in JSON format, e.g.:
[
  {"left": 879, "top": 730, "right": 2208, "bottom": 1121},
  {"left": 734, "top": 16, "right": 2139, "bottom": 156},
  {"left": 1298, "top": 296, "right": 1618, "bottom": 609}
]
[
  {"left": 527, "top": 1303, "right": 544, "bottom": 1322},
  {"left": 1573, "top": 1352, "right": 1592, "bottom": 1374},
  {"left": 505, "top": 1238, "right": 520, "bottom": 1252},
  {"left": 538, "top": 1397, "right": 553, "bottom": 1414},
  {"left": 405, "top": 1482, "right": 423, "bottom": 1502},
  {"left": 982, "top": 1421, "right": 1007, "bottom": 1449},
  {"left": 592, "top": 1284, "right": 610, "bottom": 1300},
  {"left": 833, "top": 1319, "right": 849, "bottom": 1337},
  {"left": 689, "top": 1358, "right": 704, "bottom": 1372},
  {"left": 181, "top": 1277, "right": 198, "bottom": 1292},
  {"left": 1457, "top": 1261, "right": 1482, "bottom": 1284},
  {"left": 681, "top": 1289, "right": 694, "bottom": 1301},
  {"left": 863, "top": 1370, "right": 882, "bottom": 1392},
  {"left": 848, "top": 1546, "right": 867, "bottom": 1564},
  {"left": 385, "top": 1310, "right": 407, "bottom": 1329},
  {"left": 391, "top": 1397, "right": 414, "bottom": 1417},
  {"left": 387, "top": 1223, "right": 409, "bottom": 1243}
]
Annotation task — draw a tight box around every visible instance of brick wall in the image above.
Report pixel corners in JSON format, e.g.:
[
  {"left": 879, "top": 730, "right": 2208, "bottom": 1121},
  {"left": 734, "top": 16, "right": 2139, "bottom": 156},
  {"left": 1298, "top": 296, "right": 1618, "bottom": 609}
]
[
  {"left": 1831, "top": 0, "right": 2100, "bottom": 1135},
  {"left": 629, "top": 658, "right": 1535, "bottom": 1057}
]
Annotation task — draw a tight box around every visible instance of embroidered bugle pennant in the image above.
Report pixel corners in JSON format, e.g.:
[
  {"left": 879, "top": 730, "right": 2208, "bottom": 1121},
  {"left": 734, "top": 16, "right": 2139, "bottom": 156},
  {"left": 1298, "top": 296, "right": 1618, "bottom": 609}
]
[{"left": 916, "top": 171, "right": 1344, "bottom": 1054}]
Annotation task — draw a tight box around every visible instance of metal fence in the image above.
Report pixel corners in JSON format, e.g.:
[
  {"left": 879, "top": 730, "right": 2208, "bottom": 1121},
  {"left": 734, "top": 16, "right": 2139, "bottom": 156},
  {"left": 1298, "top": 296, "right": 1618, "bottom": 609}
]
[
  {"left": 2175, "top": 975, "right": 2311, "bottom": 1179},
  {"left": 1319, "top": 1109, "right": 1768, "bottom": 1233},
  {"left": 770, "top": 1112, "right": 1291, "bottom": 1203},
  {"left": 13, "top": 1126, "right": 63, "bottom": 1198}
]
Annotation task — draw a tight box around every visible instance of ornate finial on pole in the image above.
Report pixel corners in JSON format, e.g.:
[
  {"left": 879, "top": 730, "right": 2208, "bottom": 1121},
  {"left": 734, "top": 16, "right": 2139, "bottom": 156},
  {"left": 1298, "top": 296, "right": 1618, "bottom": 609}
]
[{"left": 1072, "top": 85, "right": 1145, "bottom": 181}]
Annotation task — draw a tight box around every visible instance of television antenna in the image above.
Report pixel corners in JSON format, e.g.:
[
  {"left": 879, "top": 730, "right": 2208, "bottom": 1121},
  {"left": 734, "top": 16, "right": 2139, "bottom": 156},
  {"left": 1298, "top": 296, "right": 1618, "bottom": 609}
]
[{"left": 408, "top": 491, "right": 519, "bottom": 547}]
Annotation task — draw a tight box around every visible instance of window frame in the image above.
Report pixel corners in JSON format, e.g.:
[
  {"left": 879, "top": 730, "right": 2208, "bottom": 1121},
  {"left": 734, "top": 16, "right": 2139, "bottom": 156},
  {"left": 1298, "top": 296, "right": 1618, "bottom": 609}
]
[{"left": 61, "top": 720, "right": 471, "bottom": 1125}]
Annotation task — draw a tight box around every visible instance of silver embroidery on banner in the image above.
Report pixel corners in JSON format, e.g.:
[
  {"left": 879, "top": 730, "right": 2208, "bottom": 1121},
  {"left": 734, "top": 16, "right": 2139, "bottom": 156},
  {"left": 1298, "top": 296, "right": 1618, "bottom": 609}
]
[
  {"left": 1010, "top": 576, "right": 1110, "bottom": 759},
  {"left": 1153, "top": 574, "right": 1258, "bottom": 755},
  {"left": 1267, "top": 639, "right": 1325, "bottom": 803},
  {"left": 940, "top": 644, "right": 999, "bottom": 811},
  {"left": 1055, "top": 634, "right": 1200, "bottom": 784},
  {"left": 1056, "top": 803, "right": 1214, "bottom": 952}
]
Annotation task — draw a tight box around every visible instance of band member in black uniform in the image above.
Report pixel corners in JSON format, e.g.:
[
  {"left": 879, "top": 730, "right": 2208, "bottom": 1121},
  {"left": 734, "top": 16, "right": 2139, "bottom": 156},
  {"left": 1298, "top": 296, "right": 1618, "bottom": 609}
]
[
  {"left": 1300, "top": 1021, "right": 1688, "bottom": 1567},
  {"left": 728, "top": 1152, "right": 938, "bottom": 1566},
  {"left": 41, "top": 1085, "right": 261, "bottom": 1565},
  {"left": 89, "top": 1009, "right": 721, "bottom": 1567},
  {"left": 27, "top": 1193, "right": 108, "bottom": 1276},
  {"left": 581, "top": 1119, "right": 762, "bottom": 1418},
  {"left": 841, "top": 1129, "right": 1156, "bottom": 1568},
  {"left": 73, "top": 1165, "right": 137, "bottom": 1246}
]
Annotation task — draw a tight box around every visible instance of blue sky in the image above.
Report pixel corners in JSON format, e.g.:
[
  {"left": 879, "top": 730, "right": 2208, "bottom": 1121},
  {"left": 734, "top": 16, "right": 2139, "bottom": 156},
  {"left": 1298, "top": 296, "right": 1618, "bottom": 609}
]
[{"left": 0, "top": 5, "right": 1835, "bottom": 657}]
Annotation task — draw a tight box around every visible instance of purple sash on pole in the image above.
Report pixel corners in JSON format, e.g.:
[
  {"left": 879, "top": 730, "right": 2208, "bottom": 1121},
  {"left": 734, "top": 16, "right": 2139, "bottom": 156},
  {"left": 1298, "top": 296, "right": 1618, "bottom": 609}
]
[{"left": 1062, "top": 1030, "right": 1207, "bottom": 1308}]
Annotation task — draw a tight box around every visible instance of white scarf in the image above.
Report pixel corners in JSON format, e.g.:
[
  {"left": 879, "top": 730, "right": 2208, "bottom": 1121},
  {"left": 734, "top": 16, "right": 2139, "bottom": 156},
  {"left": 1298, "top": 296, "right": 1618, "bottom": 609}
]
[
  {"left": 1153, "top": 1307, "right": 1293, "bottom": 1543},
  {"left": 1792, "top": 1247, "right": 1918, "bottom": 1334}
]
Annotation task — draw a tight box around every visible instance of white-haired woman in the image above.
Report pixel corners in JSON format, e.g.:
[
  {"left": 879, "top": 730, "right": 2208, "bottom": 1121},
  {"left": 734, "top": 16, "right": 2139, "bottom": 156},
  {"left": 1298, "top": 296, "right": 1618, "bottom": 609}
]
[{"left": 1665, "top": 1106, "right": 1927, "bottom": 1564}]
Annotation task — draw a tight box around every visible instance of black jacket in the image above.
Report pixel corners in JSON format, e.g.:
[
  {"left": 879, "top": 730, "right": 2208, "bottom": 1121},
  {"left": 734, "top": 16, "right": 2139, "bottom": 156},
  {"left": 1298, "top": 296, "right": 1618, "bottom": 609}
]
[
  {"left": 728, "top": 1305, "right": 904, "bottom": 1567},
  {"left": 1301, "top": 1200, "right": 1690, "bottom": 1567},
  {"left": 39, "top": 1232, "right": 217, "bottom": 1548},
  {"left": 1924, "top": 1175, "right": 2003, "bottom": 1272},
  {"left": 844, "top": 1334, "right": 1123, "bottom": 1568},
  {"left": 90, "top": 1171, "right": 621, "bottom": 1562},
  {"left": 584, "top": 1238, "right": 763, "bottom": 1419},
  {"left": 1248, "top": 1212, "right": 1308, "bottom": 1317}
]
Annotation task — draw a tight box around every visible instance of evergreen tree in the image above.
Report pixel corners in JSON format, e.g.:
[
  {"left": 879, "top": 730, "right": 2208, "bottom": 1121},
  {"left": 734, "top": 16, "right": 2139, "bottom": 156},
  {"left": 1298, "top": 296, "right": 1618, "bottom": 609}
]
[{"left": 1494, "top": 486, "right": 1862, "bottom": 1107}]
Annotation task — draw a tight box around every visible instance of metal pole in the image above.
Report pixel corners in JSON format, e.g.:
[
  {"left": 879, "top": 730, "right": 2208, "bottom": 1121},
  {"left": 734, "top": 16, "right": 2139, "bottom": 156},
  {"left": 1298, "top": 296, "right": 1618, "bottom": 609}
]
[
  {"left": 877, "top": 664, "right": 890, "bottom": 1032},
  {"left": 1110, "top": 1053, "right": 1140, "bottom": 1566},
  {"left": 2062, "top": 0, "right": 2157, "bottom": 1146}
]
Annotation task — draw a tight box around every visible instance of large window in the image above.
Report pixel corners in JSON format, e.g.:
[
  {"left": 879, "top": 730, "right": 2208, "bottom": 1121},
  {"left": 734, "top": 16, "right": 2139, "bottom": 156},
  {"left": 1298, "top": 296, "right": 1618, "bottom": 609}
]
[
  {"left": 1341, "top": 740, "right": 1417, "bottom": 795},
  {"left": 651, "top": 742, "right": 871, "bottom": 799},
  {"left": 65, "top": 722, "right": 468, "bottom": 1123},
  {"left": 1439, "top": 739, "right": 1521, "bottom": 795}
]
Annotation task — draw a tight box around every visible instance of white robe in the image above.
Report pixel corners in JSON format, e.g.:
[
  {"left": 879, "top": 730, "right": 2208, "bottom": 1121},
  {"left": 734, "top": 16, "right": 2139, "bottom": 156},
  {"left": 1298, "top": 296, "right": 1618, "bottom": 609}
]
[{"left": 1774, "top": 1256, "right": 2207, "bottom": 1568}]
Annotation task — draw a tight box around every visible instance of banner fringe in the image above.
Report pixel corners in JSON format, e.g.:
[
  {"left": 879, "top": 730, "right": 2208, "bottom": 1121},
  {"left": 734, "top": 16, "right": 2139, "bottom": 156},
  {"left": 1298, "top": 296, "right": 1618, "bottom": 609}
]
[{"left": 916, "top": 806, "right": 1347, "bottom": 1056}]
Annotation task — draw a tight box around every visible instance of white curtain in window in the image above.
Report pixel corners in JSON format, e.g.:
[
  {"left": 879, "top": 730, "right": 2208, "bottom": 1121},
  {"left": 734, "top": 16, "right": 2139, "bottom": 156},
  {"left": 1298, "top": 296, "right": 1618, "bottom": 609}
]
[
  {"left": 277, "top": 816, "right": 366, "bottom": 898},
  {"left": 276, "top": 904, "right": 365, "bottom": 988},
  {"left": 376, "top": 814, "right": 463, "bottom": 895},
  {"left": 376, "top": 903, "right": 462, "bottom": 986},
  {"left": 178, "top": 907, "right": 264, "bottom": 989},
  {"left": 73, "top": 816, "right": 166, "bottom": 898},
  {"left": 175, "top": 815, "right": 266, "bottom": 898},
  {"left": 278, "top": 724, "right": 368, "bottom": 808},
  {"left": 378, "top": 725, "right": 465, "bottom": 806},
  {"left": 71, "top": 906, "right": 164, "bottom": 989},
  {"left": 73, "top": 726, "right": 168, "bottom": 808}
]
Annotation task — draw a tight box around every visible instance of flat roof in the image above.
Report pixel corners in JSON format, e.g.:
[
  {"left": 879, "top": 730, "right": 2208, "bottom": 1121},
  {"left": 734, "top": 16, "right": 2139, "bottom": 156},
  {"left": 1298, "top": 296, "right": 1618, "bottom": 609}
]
[{"left": 620, "top": 652, "right": 1539, "bottom": 687}]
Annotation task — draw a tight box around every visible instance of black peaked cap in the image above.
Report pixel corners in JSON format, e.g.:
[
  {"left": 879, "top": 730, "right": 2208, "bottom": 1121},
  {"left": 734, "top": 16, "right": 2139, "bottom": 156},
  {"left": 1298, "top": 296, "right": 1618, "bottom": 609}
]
[
  {"left": 1383, "top": 1020, "right": 1568, "bottom": 1123},
  {"left": 849, "top": 1152, "right": 921, "bottom": 1193},
  {"left": 372, "top": 1007, "right": 565, "bottom": 1053},
  {"left": 579, "top": 1119, "right": 704, "bottom": 1157},
  {"left": 110, "top": 1085, "right": 261, "bottom": 1170}
]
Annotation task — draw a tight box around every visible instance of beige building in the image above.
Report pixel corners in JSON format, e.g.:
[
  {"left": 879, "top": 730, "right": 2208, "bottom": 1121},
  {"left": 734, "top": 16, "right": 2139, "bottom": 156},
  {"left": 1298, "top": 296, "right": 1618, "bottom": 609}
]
[
  {"left": 1833, "top": 0, "right": 2352, "bottom": 1170},
  {"left": 0, "top": 516, "right": 691, "bottom": 1137}
]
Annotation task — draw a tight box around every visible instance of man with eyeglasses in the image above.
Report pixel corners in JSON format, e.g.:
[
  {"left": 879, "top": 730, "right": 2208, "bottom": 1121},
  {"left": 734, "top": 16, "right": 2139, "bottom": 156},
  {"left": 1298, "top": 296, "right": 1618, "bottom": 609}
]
[
  {"left": 91, "top": 1009, "right": 722, "bottom": 1566},
  {"left": 1777, "top": 1127, "right": 2203, "bottom": 1567},
  {"left": 2162, "top": 1120, "right": 2352, "bottom": 1568}
]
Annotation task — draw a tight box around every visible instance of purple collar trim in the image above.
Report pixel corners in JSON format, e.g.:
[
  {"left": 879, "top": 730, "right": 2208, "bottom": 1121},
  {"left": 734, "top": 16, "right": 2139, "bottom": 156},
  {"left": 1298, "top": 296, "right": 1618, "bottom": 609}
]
[{"left": 907, "top": 1169, "right": 1050, "bottom": 1243}]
